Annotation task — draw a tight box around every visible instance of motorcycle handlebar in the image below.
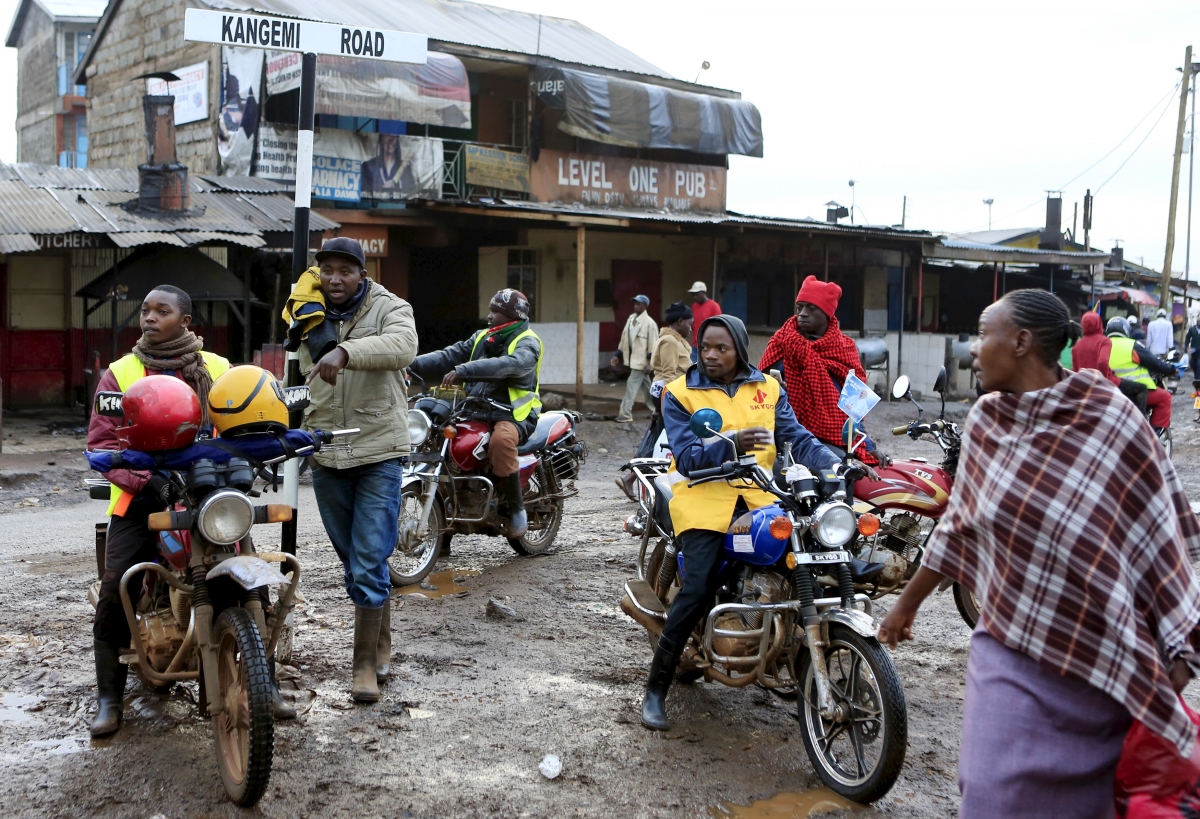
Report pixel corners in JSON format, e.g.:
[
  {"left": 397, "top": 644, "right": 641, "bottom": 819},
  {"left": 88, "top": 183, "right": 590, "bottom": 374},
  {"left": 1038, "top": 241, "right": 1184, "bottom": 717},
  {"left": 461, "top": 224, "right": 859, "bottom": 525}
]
[
  {"left": 891, "top": 425, "right": 910, "bottom": 436},
  {"left": 689, "top": 462, "right": 740, "bottom": 481}
]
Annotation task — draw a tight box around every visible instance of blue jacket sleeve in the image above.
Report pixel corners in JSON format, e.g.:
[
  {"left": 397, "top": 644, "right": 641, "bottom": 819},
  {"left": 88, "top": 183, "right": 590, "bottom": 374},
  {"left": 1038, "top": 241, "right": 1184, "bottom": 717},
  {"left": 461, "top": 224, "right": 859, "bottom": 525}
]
[
  {"left": 662, "top": 388, "right": 737, "bottom": 477},
  {"left": 773, "top": 384, "right": 841, "bottom": 471}
]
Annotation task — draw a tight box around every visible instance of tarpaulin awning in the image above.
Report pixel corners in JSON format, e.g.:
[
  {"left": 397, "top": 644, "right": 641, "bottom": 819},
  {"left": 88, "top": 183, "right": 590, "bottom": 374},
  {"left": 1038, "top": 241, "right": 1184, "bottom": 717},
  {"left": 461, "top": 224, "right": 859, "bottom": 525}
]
[
  {"left": 535, "top": 66, "right": 763, "bottom": 157},
  {"left": 1094, "top": 286, "right": 1159, "bottom": 306},
  {"left": 76, "top": 246, "right": 254, "bottom": 302}
]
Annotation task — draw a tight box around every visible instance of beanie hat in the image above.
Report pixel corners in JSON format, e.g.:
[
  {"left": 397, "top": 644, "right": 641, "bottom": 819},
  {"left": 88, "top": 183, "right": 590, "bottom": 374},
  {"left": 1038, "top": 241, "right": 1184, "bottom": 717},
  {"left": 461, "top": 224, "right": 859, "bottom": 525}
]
[
  {"left": 664, "top": 301, "right": 693, "bottom": 324},
  {"left": 490, "top": 288, "right": 530, "bottom": 321},
  {"left": 795, "top": 275, "right": 841, "bottom": 319}
]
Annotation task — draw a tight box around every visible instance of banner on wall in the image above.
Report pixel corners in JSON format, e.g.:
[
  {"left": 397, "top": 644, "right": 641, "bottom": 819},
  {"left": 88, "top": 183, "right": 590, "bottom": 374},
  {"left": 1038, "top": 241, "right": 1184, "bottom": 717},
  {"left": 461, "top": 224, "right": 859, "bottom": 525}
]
[
  {"left": 218, "top": 47, "right": 264, "bottom": 175},
  {"left": 265, "top": 51, "right": 471, "bottom": 129},
  {"left": 255, "top": 124, "right": 444, "bottom": 202},
  {"left": 146, "top": 61, "right": 209, "bottom": 125}
]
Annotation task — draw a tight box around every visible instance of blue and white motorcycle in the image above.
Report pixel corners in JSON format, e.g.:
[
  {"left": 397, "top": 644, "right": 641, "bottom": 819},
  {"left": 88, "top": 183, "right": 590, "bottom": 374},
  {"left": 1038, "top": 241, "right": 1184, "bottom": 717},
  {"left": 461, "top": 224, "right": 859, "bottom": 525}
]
[{"left": 619, "top": 408, "right": 907, "bottom": 804}]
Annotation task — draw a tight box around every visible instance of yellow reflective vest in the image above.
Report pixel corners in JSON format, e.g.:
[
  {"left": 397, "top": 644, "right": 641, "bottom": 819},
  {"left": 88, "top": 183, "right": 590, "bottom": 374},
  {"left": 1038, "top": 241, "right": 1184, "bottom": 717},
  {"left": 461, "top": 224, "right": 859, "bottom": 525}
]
[
  {"left": 664, "top": 374, "right": 781, "bottom": 534},
  {"left": 1108, "top": 336, "right": 1155, "bottom": 390},
  {"left": 105, "top": 351, "right": 230, "bottom": 516},
  {"left": 469, "top": 328, "right": 543, "bottom": 422}
]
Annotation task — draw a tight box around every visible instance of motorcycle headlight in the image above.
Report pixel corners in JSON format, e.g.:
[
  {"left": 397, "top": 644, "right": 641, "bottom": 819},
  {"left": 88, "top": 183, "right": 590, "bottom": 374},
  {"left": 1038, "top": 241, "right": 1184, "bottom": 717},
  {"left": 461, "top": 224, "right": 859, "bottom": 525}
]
[
  {"left": 196, "top": 489, "right": 254, "bottom": 546},
  {"left": 812, "top": 502, "right": 857, "bottom": 547},
  {"left": 407, "top": 409, "right": 432, "bottom": 447}
]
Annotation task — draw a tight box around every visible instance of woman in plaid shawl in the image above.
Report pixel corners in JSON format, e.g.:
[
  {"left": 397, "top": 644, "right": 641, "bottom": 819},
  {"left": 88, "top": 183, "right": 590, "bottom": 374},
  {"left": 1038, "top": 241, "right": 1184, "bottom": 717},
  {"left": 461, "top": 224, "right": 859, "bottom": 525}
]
[{"left": 879, "top": 289, "right": 1200, "bottom": 818}]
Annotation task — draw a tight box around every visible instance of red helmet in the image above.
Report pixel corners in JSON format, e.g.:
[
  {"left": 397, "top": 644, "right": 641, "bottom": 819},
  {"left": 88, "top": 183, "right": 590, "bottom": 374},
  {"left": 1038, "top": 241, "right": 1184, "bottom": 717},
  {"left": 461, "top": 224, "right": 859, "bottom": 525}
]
[{"left": 117, "top": 375, "right": 202, "bottom": 451}]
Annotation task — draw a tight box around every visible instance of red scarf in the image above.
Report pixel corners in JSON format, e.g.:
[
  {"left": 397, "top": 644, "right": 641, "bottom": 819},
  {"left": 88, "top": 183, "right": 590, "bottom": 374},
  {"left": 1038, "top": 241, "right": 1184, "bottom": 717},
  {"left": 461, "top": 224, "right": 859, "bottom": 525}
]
[{"left": 759, "top": 316, "right": 875, "bottom": 462}]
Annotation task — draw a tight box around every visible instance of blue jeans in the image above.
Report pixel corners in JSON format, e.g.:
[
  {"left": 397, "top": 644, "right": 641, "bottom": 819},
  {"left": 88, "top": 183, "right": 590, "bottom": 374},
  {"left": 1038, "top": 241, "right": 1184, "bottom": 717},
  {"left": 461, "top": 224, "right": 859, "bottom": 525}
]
[{"left": 311, "top": 458, "right": 403, "bottom": 608}]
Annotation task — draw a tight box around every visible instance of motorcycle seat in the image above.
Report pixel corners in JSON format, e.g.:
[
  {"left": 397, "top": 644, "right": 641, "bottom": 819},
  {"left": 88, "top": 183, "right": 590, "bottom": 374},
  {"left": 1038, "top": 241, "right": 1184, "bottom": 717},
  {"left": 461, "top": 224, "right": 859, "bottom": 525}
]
[
  {"left": 652, "top": 475, "right": 675, "bottom": 537},
  {"left": 517, "top": 411, "right": 567, "bottom": 455}
]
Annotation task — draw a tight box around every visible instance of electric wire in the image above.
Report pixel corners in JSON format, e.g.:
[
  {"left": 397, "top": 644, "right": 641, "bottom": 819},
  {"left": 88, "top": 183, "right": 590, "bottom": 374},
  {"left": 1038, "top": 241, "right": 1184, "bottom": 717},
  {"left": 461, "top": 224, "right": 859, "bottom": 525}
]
[{"left": 1094, "top": 81, "right": 1182, "bottom": 193}]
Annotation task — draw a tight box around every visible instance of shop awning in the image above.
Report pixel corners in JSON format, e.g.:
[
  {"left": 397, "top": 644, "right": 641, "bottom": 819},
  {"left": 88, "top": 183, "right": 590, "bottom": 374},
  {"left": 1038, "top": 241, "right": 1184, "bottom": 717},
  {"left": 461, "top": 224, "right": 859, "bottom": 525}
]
[
  {"left": 535, "top": 66, "right": 763, "bottom": 157},
  {"left": 1094, "top": 286, "right": 1159, "bottom": 306},
  {"left": 76, "top": 246, "right": 254, "bottom": 303}
]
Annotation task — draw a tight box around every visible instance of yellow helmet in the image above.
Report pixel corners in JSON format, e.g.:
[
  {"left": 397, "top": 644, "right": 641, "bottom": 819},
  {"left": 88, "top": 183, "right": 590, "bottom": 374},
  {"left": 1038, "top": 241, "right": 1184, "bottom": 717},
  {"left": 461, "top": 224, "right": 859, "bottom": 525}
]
[{"left": 208, "top": 365, "right": 289, "bottom": 437}]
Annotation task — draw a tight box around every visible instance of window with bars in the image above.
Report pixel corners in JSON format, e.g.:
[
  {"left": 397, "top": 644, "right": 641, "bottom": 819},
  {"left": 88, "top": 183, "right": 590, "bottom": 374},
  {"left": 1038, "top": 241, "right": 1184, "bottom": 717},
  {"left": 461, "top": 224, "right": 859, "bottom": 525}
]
[{"left": 506, "top": 249, "right": 537, "bottom": 318}]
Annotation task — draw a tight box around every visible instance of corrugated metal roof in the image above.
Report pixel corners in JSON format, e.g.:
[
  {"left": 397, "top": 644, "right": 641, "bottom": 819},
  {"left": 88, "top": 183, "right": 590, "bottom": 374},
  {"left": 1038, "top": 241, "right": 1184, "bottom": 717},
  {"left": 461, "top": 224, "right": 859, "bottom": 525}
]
[
  {"left": 108, "top": 232, "right": 190, "bottom": 248},
  {"left": 933, "top": 239, "right": 1109, "bottom": 265},
  {"left": 0, "top": 180, "right": 80, "bottom": 233},
  {"left": 176, "top": 231, "right": 268, "bottom": 248},
  {"left": 0, "top": 234, "right": 41, "bottom": 253},
  {"left": 205, "top": 0, "right": 671, "bottom": 79},
  {"left": 198, "top": 176, "right": 288, "bottom": 194}
]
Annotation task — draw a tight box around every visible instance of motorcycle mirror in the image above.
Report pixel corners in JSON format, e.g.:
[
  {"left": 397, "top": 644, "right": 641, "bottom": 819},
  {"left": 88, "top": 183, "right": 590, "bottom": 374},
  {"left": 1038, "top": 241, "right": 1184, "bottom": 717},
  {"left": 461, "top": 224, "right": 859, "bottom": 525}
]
[
  {"left": 689, "top": 408, "right": 723, "bottom": 439},
  {"left": 932, "top": 367, "right": 948, "bottom": 395},
  {"left": 891, "top": 375, "right": 911, "bottom": 401},
  {"left": 95, "top": 391, "right": 124, "bottom": 418}
]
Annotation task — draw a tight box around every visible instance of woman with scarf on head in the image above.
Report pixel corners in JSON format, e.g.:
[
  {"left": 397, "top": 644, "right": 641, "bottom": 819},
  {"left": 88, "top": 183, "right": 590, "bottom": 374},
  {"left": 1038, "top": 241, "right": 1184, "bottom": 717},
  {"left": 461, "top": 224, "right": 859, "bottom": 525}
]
[
  {"left": 760, "top": 276, "right": 883, "bottom": 465},
  {"left": 640, "top": 314, "right": 842, "bottom": 731},
  {"left": 878, "top": 289, "right": 1200, "bottom": 818},
  {"left": 86, "top": 285, "right": 236, "bottom": 737},
  {"left": 410, "top": 289, "right": 542, "bottom": 539}
]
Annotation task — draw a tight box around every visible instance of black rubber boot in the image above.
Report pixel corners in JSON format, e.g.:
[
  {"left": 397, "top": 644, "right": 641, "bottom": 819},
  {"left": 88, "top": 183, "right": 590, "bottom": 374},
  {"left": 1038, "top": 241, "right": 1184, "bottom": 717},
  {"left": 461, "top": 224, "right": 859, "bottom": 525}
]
[
  {"left": 641, "top": 639, "right": 680, "bottom": 731},
  {"left": 268, "top": 662, "right": 296, "bottom": 720},
  {"left": 352, "top": 605, "right": 383, "bottom": 703},
  {"left": 502, "top": 473, "right": 528, "bottom": 539},
  {"left": 376, "top": 597, "right": 391, "bottom": 683},
  {"left": 89, "top": 640, "right": 127, "bottom": 737}
]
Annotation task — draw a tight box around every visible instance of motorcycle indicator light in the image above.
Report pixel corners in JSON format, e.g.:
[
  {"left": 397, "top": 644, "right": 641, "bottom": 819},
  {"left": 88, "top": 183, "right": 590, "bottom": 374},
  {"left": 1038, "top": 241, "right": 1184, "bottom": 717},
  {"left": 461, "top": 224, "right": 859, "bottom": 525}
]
[
  {"left": 785, "top": 552, "right": 797, "bottom": 569},
  {"left": 769, "top": 516, "right": 794, "bottom": 540},
  {"left": 444, "top": 425, "right": 457, "bottom": 439},
  {"left": 858, "top": 513, "right": 881, "bottom": 536}
]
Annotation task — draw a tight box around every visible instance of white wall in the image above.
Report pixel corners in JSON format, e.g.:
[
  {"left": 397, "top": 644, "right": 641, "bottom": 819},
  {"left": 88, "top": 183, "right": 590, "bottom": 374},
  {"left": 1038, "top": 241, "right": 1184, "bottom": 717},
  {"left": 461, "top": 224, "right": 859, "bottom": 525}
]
[{"left": 530, "top": 321, "right": 600, "bottom": 385}]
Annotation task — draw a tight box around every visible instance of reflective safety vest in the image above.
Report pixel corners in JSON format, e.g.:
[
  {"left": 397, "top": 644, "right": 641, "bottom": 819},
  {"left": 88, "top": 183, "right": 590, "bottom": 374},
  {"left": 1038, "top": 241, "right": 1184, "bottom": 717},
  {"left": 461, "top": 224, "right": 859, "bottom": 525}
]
[
  {"left": 1108, "top": 336, "right": 1155, "bottom": 390},
  {"left": 105, "top": 351, "right": 230, "bottom": 517},
  {"left": 664, "top": 373, "right": 781, "bottom": 534},
  {"left": 469, "top": 328, "right": 543, "bottom": 422}
]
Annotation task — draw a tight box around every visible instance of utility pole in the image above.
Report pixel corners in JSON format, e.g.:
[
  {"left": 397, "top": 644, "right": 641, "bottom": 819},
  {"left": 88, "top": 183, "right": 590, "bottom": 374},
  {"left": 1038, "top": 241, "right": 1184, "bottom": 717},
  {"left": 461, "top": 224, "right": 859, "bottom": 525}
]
[
  {"left": 1162, "top": 45, "right": 1192, "bottom": 306},
  {"left": 983, "top": 198, "right": 993, "bottom": 230},
  {"left": 1085, "top": 189, "right": 1094, "bottom": 302},
  {"left": 1186, "top": 63, "right": 1198, "bottom": 305}
]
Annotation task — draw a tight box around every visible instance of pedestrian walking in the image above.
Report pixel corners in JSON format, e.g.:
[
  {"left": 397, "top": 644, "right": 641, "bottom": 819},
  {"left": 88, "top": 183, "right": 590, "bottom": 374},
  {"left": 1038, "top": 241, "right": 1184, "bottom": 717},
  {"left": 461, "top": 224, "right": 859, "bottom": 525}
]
[
  {"left": 611, "top": 294, "right": 658, "bottom": 423},
  {"left": 1146, "top": 308, "right": 1175, "bottom": 357},
  {"left": 687, "top": 281, "right": 721, "bottom": 362},
  {"left": 296, "top": 237, "right": 418, "bottom": 703},
  {"left": 879, "top": 289, "right": 1200, "bottom": 819},
  {"left": 1186, "top": 320, "right": 1200, "bottom": 377},
  {"left": 632, "top": 300, "right": 692, "bottom": 459}
]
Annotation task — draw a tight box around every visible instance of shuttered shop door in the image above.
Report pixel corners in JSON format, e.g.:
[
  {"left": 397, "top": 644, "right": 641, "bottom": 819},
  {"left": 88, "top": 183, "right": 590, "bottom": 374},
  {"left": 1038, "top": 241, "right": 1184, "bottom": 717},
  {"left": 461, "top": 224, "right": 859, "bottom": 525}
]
[{"left": 6, "top": 255, "right": 68, "bottom": 406}]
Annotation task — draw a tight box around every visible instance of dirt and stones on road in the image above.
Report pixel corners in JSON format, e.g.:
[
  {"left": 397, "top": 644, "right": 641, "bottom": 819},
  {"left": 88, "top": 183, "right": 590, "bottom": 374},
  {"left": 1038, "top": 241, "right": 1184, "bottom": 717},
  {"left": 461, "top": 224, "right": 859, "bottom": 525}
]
[{"left": 1, "top": 393, "right": 1199, "bottom": 818}]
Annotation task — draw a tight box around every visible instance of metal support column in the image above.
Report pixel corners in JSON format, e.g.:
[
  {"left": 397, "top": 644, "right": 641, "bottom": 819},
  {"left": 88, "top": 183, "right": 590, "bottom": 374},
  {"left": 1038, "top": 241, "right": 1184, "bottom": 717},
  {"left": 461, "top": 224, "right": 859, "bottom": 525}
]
[{"left": 575, "top": 224, "right": 586, "bottom": 413}]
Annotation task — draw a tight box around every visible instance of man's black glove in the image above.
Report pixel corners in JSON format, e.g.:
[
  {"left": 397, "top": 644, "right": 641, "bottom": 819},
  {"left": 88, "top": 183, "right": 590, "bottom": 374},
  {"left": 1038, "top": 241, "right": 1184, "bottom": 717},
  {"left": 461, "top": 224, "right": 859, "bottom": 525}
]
[
  {"left": 145, "top": 474, "right": 176, "bottom": 506},
  {"left": 838, "top": 461, "right": 867, "bottom": 483}
]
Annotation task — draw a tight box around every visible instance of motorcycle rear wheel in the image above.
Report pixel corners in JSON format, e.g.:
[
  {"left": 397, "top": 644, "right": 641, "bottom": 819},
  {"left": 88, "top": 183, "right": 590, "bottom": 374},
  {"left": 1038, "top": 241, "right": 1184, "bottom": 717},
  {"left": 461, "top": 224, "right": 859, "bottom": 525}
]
[
  {"left": 211, "top": 607, "right": 273, "bottom": 807},
  {"left": 952, "top": 583, "right": 981, "bottom": 629},
  {"left": 798, "top": 624, "right": 907, "bottom": 804},
  {"left": 508, "top": 497, "right": 563, "bottom": 556},
  {"left": 389, "top": 488, "right": 445, "bottom": 587}
]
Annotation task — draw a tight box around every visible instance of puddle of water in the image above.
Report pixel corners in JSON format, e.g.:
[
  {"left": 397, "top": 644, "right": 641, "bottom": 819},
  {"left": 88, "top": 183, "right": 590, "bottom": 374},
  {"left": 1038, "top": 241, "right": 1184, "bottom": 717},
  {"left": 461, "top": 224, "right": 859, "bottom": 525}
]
[
  {"left": 714, "top": 788, "right": 863, "bottom": 818},
  {"left": 0, "top": 693, "right": 43, "bottom": 722},
  {"left": 396, "top": 569, "right": 480, "bottom": 599},
  {"left": 28, "top": 737, "right": 88, "bottom": 755}
]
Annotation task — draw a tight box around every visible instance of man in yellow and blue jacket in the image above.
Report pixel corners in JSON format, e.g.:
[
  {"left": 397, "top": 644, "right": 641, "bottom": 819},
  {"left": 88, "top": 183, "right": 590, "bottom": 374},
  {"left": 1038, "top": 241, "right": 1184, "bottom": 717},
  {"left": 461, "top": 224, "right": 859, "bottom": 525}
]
[{"left": 642, "top": 313, "right": 840, "bottom": 731}]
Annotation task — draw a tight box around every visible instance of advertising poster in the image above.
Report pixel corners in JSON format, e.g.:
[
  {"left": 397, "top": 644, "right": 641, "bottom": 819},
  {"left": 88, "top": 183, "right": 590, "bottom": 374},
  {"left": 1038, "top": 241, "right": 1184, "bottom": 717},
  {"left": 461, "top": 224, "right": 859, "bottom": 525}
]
[
  {"left": 464, "top": 145, "right": 530, "bottom": 193},
  {"left": 145, "top": 62, "right": 209, "bottom": 125},
  {"left": 218, "top": 47, "right": 264, "bottom": 176},
  {"left": 254, "top": 124, "right": 444, "bottom": 202}
]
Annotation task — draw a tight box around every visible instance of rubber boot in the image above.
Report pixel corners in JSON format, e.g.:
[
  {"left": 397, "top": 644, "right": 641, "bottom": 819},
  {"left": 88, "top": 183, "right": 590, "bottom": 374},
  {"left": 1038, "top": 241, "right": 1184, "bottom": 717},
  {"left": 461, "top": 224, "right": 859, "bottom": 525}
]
[
  {"left": 351, "top": 605, "right": 383, "bottom": 703},
  {"left": 376, "top": 597, "right": 392, "bottom": 683},
  {"left": 89, "top": 640, "right": 127, "bottom": 737},
  {"left": 268, "top": 662, "right": 296, "bottom": 720},
  {"left": 641, "top": 639, "right": 680, "bottom": 731},
  {"left": 502, "top": 473, "right": 528, "bottom": 539}
]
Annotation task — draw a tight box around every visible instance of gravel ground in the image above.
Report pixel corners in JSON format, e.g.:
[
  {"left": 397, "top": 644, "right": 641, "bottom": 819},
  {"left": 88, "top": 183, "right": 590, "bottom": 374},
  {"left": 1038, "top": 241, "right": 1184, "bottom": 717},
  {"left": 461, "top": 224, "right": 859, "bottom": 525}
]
[{"left": 0, "top": 392, "right": 1198, "bottom": 818}]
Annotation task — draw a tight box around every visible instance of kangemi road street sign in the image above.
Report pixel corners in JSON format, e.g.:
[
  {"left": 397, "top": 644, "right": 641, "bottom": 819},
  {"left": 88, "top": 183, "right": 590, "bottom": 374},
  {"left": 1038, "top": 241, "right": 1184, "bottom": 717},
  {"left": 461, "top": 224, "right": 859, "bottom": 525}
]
[{"left": 183, "top": 8, "right": 426, "bottom": 62}]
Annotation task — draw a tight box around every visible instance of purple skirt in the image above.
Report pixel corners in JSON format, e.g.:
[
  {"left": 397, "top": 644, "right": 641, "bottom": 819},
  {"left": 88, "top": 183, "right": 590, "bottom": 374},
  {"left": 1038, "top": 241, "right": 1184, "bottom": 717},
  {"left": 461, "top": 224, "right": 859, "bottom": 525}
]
[{"left": 959, "top": 625, "right": 1132, "bottom": 819}]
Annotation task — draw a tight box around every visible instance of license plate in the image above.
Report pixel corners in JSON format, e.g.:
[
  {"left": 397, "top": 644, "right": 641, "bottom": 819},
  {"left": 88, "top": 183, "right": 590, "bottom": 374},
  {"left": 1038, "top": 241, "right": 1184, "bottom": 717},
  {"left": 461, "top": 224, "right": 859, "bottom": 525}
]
[
  {"left": 794, "top": 550, "right": 850, "bottom": 565},
  {"left": 1194, "top": 396, "right": 1200, "bottom": 409}
]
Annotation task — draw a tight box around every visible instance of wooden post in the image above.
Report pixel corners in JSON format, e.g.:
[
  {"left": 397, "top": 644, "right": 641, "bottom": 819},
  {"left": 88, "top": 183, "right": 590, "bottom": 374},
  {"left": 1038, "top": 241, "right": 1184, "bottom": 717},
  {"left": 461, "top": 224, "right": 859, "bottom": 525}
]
[
  {"left": 575, "top": 224, "right": 586, "bottom": 413},
  {"left": 1163, "top": 45, "right": 1193, "bottom": 303},
  {"left": 993, "top": 265, "right": 998, "bottom": 303}
]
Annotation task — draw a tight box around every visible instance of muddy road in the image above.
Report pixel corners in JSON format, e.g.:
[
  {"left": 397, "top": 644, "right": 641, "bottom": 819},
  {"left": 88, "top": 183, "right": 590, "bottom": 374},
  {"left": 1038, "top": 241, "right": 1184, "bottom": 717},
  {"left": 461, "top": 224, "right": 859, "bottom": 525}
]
[{"left": 1, "top": 394, "right": 1199, "bottom": 818}]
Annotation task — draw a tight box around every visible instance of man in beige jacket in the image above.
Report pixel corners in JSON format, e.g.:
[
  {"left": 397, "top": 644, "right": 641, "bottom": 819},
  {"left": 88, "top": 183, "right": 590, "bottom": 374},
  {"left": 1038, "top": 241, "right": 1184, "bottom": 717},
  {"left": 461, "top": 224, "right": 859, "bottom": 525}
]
[
  {"left": 611, "top": 294, "right": 658, "bottom": 423},
  {"left": 301, "top": 237, "right": 418, "bottom": 704}
]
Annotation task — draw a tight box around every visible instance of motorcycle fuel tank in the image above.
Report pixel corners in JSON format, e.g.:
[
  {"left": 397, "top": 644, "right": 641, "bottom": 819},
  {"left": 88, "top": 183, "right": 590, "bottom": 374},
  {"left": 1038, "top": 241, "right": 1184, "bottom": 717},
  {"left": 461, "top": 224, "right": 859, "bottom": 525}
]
[
  {"left": 854, "top": 459, "right": 952, "bottom": 517},
  {"left": 449, "top": 419, "right": 491, "bottom": 472},
  {"left": 723, "top": 506, "right": 792, "bottom": 567}
]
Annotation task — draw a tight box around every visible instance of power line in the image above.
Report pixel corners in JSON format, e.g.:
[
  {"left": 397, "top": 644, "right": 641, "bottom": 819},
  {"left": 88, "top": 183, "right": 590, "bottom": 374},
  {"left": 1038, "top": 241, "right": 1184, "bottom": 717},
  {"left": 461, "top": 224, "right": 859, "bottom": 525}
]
[{"left": 1094, "top": 81, "right": 1181, "bottom": 193}]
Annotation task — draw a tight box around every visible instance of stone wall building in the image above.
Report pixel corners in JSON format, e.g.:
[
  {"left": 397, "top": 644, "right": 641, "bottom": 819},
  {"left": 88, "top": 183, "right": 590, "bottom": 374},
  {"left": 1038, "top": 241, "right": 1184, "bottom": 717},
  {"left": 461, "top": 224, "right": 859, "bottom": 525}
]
[{"left": 6, "top": 0, "right": 105, "bottom": 166}]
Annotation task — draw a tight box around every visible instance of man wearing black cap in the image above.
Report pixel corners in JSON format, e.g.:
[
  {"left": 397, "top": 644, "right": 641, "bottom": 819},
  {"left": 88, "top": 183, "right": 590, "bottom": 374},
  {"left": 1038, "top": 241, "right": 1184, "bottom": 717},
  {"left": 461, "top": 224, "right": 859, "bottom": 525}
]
[{"left": 300, "top": 237, "right": 418, "bottom": 704}]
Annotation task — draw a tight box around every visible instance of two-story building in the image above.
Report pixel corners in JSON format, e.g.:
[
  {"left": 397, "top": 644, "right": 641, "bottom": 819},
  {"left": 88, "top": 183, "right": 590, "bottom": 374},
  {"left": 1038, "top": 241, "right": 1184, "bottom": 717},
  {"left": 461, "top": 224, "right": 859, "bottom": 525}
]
[{"left": 7, "top": 0, "right": 105, "bottom": 167}]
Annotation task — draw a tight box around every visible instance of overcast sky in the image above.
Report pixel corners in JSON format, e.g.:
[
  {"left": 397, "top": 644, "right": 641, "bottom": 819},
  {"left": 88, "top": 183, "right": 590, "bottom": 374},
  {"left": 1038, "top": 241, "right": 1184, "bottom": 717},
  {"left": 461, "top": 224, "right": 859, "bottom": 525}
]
[{"left": 1, "top": 0, "right": 1198, "bottom": 276}]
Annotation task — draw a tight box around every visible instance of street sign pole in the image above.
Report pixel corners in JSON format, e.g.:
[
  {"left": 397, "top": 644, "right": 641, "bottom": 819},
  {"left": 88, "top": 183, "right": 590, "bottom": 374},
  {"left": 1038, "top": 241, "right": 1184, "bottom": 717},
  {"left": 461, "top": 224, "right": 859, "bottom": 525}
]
[{"left": 184, "top": 9, "right": 426, "bottom": 556}]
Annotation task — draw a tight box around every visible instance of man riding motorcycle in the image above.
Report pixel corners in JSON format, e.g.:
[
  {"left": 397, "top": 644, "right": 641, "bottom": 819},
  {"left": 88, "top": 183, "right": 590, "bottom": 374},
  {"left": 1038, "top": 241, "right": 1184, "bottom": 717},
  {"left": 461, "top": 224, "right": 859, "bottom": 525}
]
[
  {"left": 641, "top": 314, "right": 843, "bottom": 731},
  {"left": 409, "top": 289, "right": 542, "bottom": 538},
  {"left": 1106, "top": 316, "right": 1174, "bottom": 433}
]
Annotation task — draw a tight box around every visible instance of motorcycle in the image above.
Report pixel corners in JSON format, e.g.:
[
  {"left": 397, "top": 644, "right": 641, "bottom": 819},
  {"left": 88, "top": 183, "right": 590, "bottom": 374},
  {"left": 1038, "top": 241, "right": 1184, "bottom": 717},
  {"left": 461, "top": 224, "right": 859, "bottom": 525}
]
[
  {"left": 390, "top": 385, "right": 588, "bottom": 586},
  {"left": 1164, "top": 349, "right": 1188, "bottom": 395},
  {"left": 86, "top": 386, "right": 354, "bottom": 806},
  {"left": 619, "top": 409, "right": 907, "bottom": 804},
  {"left": 849, "top": 367, "right": 977, "bottom": 626}
]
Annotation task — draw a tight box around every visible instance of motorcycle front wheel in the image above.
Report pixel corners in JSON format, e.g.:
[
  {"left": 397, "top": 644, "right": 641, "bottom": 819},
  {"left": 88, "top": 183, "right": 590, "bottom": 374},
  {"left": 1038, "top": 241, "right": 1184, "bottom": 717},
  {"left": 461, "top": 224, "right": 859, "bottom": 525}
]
[
  {"left": 389, "top": 487, "right": 445, "bottom": 587},
  {"left": 508, "top": 497, "right": 563, "bottom": 555},
  {"left": 952, "top": 582, "right": 981, "bottom": 628},
  {"left": 211, "top": 607, "right": 274, "bottom": 807},
  {"left": 798, "top": 624, "right": 907, "bottom": 804}
]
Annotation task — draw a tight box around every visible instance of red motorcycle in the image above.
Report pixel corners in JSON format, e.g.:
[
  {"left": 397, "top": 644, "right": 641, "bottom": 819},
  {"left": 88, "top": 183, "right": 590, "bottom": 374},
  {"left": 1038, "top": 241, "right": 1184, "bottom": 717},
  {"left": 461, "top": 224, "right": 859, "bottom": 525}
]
[
  {"left": 389, "top": 386, "right": 587, "bottom": 586},
  {"left": 850, "top": 367, "right": 977, "bottom": 626}
]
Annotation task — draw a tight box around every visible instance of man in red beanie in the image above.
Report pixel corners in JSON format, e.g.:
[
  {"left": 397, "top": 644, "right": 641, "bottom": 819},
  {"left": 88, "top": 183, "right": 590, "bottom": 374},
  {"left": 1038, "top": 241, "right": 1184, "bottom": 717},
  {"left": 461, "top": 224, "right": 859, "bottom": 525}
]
[{"left": 759, "top": 275, "right": 879, "bottom": 464}]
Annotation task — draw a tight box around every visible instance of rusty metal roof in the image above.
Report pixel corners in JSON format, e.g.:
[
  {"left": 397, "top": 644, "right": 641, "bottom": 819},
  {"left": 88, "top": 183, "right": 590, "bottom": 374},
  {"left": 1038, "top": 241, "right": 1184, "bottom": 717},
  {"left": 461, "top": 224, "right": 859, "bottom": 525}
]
[{"left": 0, "top": 163, "right": 338, "bottom": 250}]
